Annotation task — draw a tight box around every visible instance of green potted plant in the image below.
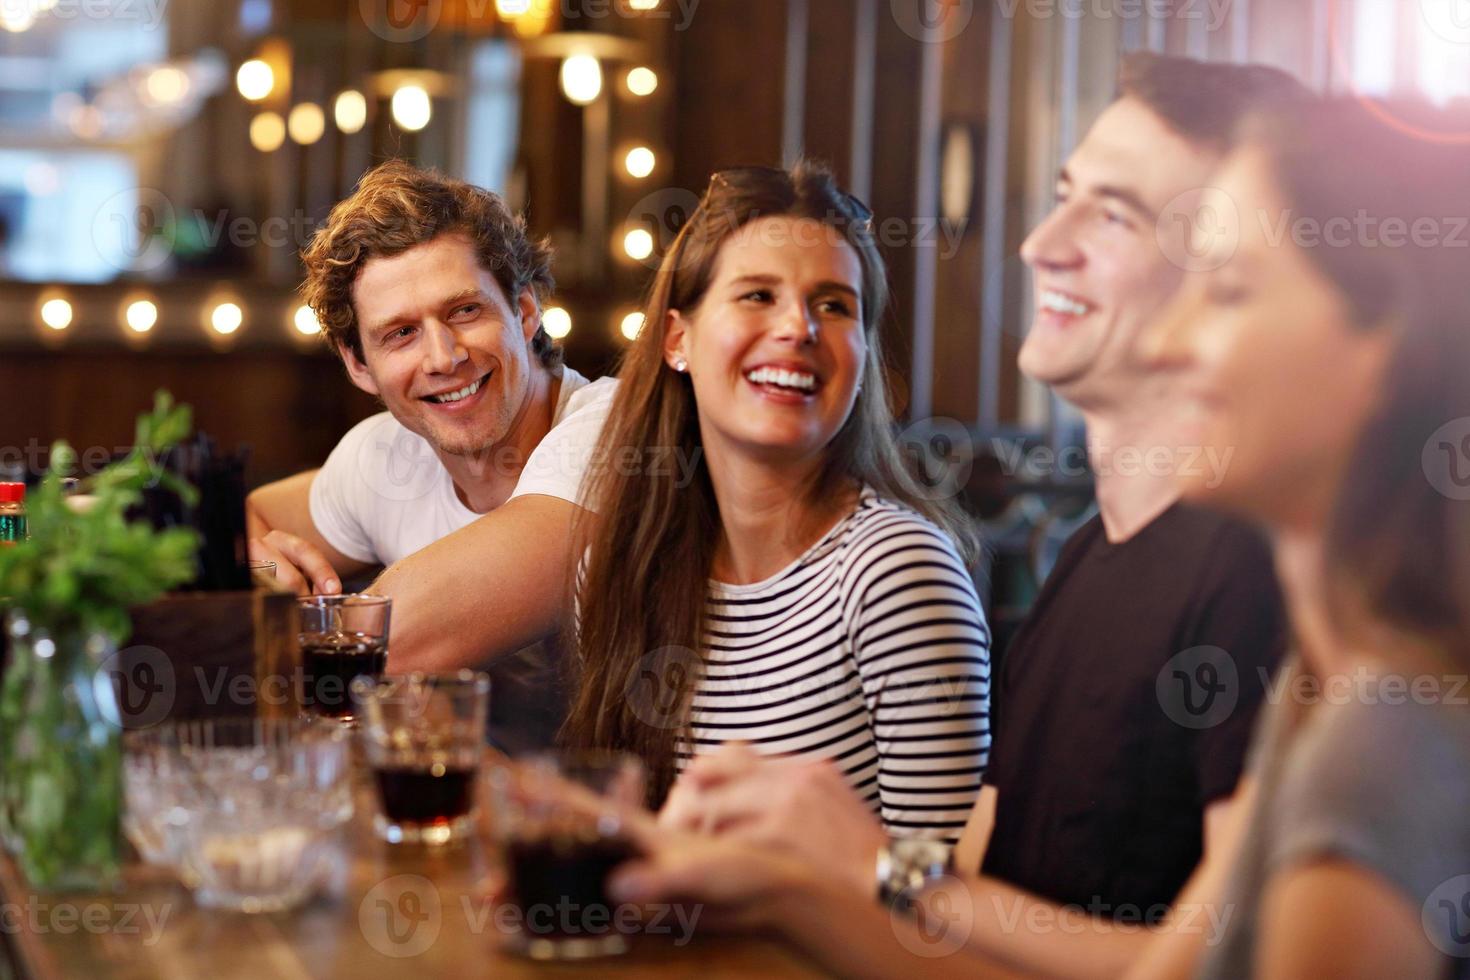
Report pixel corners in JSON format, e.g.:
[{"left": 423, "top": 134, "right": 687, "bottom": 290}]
[{"left": 0, "top": 392, "right": 199, "bottom": 890}]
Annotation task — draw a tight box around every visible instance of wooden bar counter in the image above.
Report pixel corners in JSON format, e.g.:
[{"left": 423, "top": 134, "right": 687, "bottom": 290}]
[
  {"left": 1, "top": 591, "right": 823, "bottom": 978},
  {"left": 0, "top": 772, "right": 823, "bottom": 980}
]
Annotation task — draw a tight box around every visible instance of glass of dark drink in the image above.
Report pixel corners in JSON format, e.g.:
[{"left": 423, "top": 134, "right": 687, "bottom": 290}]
[
  {"left": 352, "top": 670, "right": 490, "bottom": 845},
  {"left": 489, "top": 750, "right": 647, "bottom": 960},
  {"left": 297, "top": 594, "right": 391, "bottom": 724}
]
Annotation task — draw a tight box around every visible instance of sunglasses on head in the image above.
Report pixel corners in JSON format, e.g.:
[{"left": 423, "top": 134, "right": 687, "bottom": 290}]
[{"left": 705, "top": 166, "right": 875, "bottom": 231}]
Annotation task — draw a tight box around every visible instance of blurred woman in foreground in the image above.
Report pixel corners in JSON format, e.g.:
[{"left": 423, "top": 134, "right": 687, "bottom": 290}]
[{"left": 608, "top": 99, "right": 1470, "bottom": 980}]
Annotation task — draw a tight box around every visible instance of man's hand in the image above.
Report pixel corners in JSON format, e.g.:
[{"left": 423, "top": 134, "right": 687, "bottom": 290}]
[
  {"left": 246, "top": 469, "right": 371, "bottom": 596},
  {"left": 249, "top": 529, "right": 342, "bottom": 596},
  {"left": 659, "top": 744, "right": 887, "bottom": 897}
]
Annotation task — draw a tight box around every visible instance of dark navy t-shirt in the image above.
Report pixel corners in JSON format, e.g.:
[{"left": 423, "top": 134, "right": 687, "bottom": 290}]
[{"left": 980, "top": 503, "right": 1287, "bottom": 919}]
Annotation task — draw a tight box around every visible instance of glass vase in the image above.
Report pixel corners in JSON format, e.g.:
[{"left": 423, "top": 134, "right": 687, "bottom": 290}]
[{"left": 0, "top": 609, "right": 123, "bottom": 891}]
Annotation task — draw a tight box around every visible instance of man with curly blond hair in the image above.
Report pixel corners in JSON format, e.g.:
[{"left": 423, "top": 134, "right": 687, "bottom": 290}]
[{"left": 248, "top": 161, "right": 616, "bottom": 738}]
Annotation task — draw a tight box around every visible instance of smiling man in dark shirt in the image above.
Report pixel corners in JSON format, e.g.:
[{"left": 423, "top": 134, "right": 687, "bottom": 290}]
[
  {"left": 979, "top": 508, "right": 1283, "bottom": 918},
  {"left": 952, "top": 54, "right": 1304, "bottom": 966}
]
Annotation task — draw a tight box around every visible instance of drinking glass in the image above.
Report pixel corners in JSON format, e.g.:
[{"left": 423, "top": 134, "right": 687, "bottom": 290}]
[
  {"left": 488, "top": 750, "right": 646, "bottom": 960},
  {"left": 122, "top": 730, "right": 197, "bottom": 870},
  {"left": 352, "top": 671, "right": 490, "bottom": 845},
  {"left": 297, "top": 594, "right": 391, "bottom": 723},
  {"left": 158, "top": 717, "right": 352, "bottom": 913},
  {"left": 243, "top": 560, "right": 277, "bottom": 586}
]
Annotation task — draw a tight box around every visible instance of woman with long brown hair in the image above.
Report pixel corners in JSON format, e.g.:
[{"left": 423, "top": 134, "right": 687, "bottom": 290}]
[
  {"left": 603, "top": 101, "right": 1470, "bottom": 979},
  {"left": 1137, "top": 95, "right": 1470, "bottom": 980},
  {"left": 565, "top": 162, "right": 991, "bottom": 839}
]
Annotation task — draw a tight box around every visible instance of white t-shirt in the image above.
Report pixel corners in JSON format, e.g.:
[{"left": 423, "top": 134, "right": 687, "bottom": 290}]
[{"left": 309, "top": 369, "right": 617, "bottom": 566}]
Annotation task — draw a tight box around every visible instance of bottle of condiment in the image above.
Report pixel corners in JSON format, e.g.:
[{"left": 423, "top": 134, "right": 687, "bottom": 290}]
[{"left": 0, "top": 483, "right": 24, "bottom": 545}]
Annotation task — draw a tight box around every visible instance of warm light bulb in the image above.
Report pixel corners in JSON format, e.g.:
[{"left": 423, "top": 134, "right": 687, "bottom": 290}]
[
  {"left": 629, "top": 0, "right": 659, "bottom": 10},
  {"left": 510, "top": 2, "right": 552, "bottom": 37},
  {"left": 623, "top": 228, "right": 654, "bottom": 261},
  {"left": 236, "top": 59, "right": 274, "bottom": 101},
  {"left": 144, "top": 66, "right": 190, "bottom": 106},
  {"left": 334, "top": 90, "right": 367, "bottom": 134},
  {"left": 210, "top": 302, "right": 243, "bottom": 335},
  {"left": 0, "top": 4, "right": 37, "bottom": 32},
  {"left": 391, "top": 84, "right": 432, "bottom": 131},
  {"left": 288, "top": 103, "right": 325, "bottom": 144},
  {"left": 285, "top": 102, "right": 323, "bottom": 144},
  {"left": 626, "top": 66, "right": 658, "bottom": 97},
  {"left": 40, "top": 298, "right": 72, "bottom": 331},
  {"left": 125, "top": 300, "right": 158, "bottom": 334},
  {"left": 620, "top": 311, "right": 646, "bottom": 341},
  {"left": 542, "top": 306, "right": 572, "bottom": 339},
  {"left": 250, "top": 111, "right": 286, "bottom": 151},
  {"left": 560, "top": 55, "right": 603, "bottom": 106},
  {"left": 293, "top": 304, "right": 322, "bottom": 336},
  {"left": 499, "top": 0, "right": 552, "bottom": 35},
  {"left": 68, "top": 105, "right": 103, "bottom": 140},
  {"left": 624, "top": 146, "right": 656, "bottom": 179}
]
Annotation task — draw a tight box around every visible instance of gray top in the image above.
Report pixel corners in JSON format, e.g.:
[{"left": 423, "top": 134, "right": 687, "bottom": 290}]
[{"left": 1198, "top": 662, "right": 1470, "bottom": 979}]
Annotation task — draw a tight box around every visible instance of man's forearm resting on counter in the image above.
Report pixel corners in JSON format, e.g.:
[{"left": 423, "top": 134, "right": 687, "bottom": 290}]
[{"left": 367, "top": 493, "right": 586, "bottom": 673}]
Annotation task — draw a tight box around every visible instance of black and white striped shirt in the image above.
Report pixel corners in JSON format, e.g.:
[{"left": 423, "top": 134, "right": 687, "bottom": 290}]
[{"left": 683, "top": 488, "right": 991, "bottom": 841}]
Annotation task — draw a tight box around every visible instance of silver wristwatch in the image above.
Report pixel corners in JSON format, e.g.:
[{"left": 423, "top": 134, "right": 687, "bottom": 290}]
[{"left": 875, "top": 838, "right": 953, "bottom": 907}]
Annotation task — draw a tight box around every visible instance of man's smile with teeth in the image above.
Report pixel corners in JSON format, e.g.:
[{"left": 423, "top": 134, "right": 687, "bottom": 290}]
[
  {"left": 1040, "top": 289, "right": 1094, "bottom": 316},
  {"left": 425, "top": 371, "right": 490, "bottom": 403},
  {"left": 745, "top": 366, "right": 819, "bottom": 392}
]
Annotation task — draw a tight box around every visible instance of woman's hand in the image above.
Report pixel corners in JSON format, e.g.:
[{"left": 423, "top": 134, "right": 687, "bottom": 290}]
[
  {"left": 659, "top": 743, "right": 888, "bottom": 897},
  {"left": 608, "top": 831, "right": 820, "bottom": 932}
]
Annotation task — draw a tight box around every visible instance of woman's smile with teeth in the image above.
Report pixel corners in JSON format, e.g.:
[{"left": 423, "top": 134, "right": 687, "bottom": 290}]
[
  {"left": 426, "top": 372, "right": 489, "bottom": 403},
  {"left": 745, "top": 366, "right": 818, "bottom": 392}
]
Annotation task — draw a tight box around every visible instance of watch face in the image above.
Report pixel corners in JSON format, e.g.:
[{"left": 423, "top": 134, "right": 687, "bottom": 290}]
[
  {"left": 879, "top": 839, "right": 955, "bottom": 906},
  {"left": 891, "top": 838, "right": 953, "bottom": 870}
]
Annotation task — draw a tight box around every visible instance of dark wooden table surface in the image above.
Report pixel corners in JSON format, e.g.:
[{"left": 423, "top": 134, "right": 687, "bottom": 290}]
[{"left": 0, "top": 767, "right": 824, "bottom": 980}]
